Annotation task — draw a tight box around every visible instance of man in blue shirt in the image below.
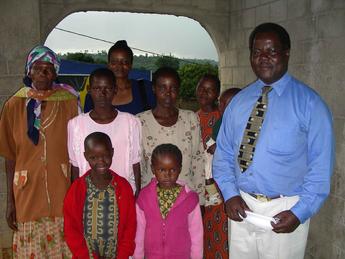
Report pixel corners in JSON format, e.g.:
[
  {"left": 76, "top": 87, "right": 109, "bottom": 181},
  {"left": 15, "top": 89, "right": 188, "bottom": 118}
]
[{"left": 213, "top": 23, "right": 334, "bottom": 259}]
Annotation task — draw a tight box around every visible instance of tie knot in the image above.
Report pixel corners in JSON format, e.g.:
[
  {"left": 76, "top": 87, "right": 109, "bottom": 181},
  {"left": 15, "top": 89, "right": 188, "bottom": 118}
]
[{"left": 262, "top": 86, "right": 272, "bottom": 96}]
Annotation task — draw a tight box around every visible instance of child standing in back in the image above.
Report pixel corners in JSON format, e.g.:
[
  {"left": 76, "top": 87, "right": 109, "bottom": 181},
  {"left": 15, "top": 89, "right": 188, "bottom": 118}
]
[
  {"left": 195, "top": 74, "right": 225, "bottom": 259},
  {"left": 134, "top": 144, "right": 203, "bottom": 259},
  {"left": 196, "top": 75, "right": 241, "bottom": 259},
  {"left": 64, "top": 132, "right": 136, "bottom": 259},
  {"left": 196, "top": 74, "right": 221, "bottom": 148}
]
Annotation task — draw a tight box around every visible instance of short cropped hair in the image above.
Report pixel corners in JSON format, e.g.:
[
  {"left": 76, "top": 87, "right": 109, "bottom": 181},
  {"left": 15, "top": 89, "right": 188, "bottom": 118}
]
[
  {"left": 151, "top": 143, "right": 183, "bottom": 167},
  {"left": 152, "top": 67, "right": 181, "bottom": 86},
  {"left": 89, "top": 68, "right": 116, "bottom": 86},
  {"left": 221, "top": 87, "right": 241, "bottom": 99},
  {"left": 84, "top": 132, "right": 112, "bottom": 150},
  {"left": 249, "top": 23, "right": 291, "bottom": 51},
  {"left": 198, "top": 74, "right": 221, "bottom": 94}
]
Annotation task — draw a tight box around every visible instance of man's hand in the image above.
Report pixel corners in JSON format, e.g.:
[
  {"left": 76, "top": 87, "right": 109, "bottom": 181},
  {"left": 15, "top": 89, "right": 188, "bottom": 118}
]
[
  {"left": 224, "top": 195, "right": 251, "bottom": 221},
  {"left": 271, "top": 210, "right": 300, "bottom": 233},
  {"left": 6, "top": 200, "right": 17, "bottom": 231}
]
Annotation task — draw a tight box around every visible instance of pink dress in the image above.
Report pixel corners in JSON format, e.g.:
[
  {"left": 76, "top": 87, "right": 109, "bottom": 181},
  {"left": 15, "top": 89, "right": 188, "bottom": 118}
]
[{"left": 67, "top": 111, "right": 141, "bottom": 191}]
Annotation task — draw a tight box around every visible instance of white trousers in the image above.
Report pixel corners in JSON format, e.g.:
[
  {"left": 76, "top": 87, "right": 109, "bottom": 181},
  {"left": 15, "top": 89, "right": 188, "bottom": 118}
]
[{"left": 229, "top": 191, "right": 310, "bottom": 259}]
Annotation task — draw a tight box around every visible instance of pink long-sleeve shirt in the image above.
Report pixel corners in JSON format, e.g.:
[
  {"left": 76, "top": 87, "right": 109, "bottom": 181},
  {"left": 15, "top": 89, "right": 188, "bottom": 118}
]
[{"left": 67, "top": 111, "right": 141, "bottom": 191}]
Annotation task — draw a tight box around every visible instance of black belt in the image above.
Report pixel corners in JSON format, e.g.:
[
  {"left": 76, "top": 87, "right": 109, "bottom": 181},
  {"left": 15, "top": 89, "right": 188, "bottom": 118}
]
[{"left": 249, "top": 193, "right": 280, "bottom": 202}]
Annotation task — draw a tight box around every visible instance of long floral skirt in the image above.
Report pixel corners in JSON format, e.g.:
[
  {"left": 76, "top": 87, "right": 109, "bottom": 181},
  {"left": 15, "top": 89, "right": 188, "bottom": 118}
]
[
  {"left": 203, "top": 183, "right": 229, "bottom": 259},
  {"left": 13, "top": 217, "right": 72, "bottom": 259}
]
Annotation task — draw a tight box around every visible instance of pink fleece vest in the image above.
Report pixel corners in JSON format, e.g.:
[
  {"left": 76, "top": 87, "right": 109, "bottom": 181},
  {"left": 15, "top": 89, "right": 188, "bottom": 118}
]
[{"left": 137, "top": 180, "right": 199, "bottom": 259}]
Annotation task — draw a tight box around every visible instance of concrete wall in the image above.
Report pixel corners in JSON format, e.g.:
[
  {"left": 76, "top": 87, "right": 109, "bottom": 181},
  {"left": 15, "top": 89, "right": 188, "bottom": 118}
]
[
  {"left": 0, "top": 1, "right": 42, "bottom": 254},
  {"left": 0, "top": 0, "right": 344, "bottom": 258}
]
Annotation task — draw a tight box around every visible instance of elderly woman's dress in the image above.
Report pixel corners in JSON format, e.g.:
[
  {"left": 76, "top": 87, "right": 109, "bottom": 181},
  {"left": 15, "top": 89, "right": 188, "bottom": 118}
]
[
  {"left": 137, "top": 109, "right": 205, "bottom": 204},
  {"left": 0, "top": 46, "right": 78, "bottom": 258}
]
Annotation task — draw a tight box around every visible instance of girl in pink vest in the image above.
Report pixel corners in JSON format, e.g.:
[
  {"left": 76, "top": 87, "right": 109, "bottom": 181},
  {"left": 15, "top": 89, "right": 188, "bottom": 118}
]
[{"left": 134, "top": 144, "right": 203, "bottom": 259}]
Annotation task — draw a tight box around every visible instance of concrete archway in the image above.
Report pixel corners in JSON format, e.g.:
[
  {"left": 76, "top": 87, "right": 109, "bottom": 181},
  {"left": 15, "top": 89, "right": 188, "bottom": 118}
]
[
  {"left": 44, "top": 11, "right": 220, "bottom": 71},
  {"left": 0, "top": 1, "right": 233, "bottom": 99},
  {"left": 39, "top": 3, "right": 231, "bottom": 91},
  {"left": 39, "top": 3, "right": 229, "bottom": 57}
]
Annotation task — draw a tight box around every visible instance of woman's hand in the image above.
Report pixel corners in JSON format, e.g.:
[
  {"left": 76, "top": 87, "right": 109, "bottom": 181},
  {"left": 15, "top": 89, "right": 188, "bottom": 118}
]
[
  {"left": 206, "top": 143, "right": 216, "bottom": 154},
  {"left": 5, "top": 159, "right": 17, "bottom": 231},
  {"left": 6, "top": 199, "right": 17, "bottom": 231}
]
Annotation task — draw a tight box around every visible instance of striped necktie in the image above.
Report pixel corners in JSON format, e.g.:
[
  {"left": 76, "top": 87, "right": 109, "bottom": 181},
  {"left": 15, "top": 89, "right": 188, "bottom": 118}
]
[{"left": 237, "top": 86, "right": 272, "bottom": 173}]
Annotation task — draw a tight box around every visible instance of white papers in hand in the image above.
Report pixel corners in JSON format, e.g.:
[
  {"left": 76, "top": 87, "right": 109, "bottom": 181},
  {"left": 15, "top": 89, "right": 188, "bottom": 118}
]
[{"left": 242, "top": 211, "right": 277, "bottom": 230}]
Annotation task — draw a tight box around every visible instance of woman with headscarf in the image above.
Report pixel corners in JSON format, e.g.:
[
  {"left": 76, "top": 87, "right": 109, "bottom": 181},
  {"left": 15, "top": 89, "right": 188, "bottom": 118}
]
[{"left": 0, "top": 45, "right": 78, "bottom": 258}]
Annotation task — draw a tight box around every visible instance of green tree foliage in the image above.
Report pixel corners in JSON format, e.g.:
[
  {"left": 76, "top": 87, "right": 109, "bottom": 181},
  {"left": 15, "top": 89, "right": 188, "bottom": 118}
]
[
  {"left": 92, "top": 50, "right": 108, "bottom": 64},
  {"left": 133, "top": 55, "right": 160, "bottom": 71},
  {"left": 65, "top": 52, "right": 95, "bottom": 63},
  {"left": 133, "top": 55, "right": 217, "bottom": 71},
  {"left": 178, "top": 63, "right": 218, "bottom": 100},
  {"left": 155, "top": 55, "right": 180, "bottom": 70},
  {"left": 58, "top": 52, "right": 218, "bottom": 72}
]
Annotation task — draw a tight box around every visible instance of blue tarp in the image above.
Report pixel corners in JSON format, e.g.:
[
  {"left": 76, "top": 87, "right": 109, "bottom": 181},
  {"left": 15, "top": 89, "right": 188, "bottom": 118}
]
[{"left": 59, "top": 59, "right": 151, "bottom": 80}]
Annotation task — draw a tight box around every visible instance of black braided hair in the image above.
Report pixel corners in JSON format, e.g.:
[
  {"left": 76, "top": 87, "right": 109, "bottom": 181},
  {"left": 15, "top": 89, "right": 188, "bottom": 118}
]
[
  {"left": 151, "top": 143, "right": 182, "bottom": 167},
  {"left": 197, "top": 73, "right": 221, "bottom": 94},
  {"left": 107, "top": 40, "right": 134, "bottom": 64}
]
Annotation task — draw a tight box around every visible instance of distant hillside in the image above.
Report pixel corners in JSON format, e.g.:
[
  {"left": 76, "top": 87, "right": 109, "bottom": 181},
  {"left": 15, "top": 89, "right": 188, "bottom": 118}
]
[
  {"left": 58, "top": 51, "right": 218, "bottom": 71},
  {"left": 134, "top": 55, "right": 218, "bottom": 71}
]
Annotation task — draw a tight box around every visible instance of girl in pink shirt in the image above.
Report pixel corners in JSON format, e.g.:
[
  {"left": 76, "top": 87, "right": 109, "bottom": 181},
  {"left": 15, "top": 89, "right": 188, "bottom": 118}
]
[
  {"left": 68, "top": 68, "right": 141, "bottom": 194},
  {"left": 134, "top": 144, "right": 203, "bottom": 259}
]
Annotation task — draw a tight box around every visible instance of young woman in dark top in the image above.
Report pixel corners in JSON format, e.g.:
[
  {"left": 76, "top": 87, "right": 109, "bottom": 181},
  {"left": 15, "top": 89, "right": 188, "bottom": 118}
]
[{"left": 84, "top": 40, "right": 156, "bottom": 114}]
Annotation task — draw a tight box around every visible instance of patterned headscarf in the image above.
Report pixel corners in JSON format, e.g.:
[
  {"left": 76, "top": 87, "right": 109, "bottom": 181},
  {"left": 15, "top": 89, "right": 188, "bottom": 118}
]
[{"left": 25, "top": 45, "right": 60, "bottom": 75}]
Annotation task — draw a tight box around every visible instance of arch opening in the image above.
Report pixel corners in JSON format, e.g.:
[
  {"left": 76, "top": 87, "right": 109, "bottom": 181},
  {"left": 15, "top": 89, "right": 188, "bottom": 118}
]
[{"left": 45, "top": 11, "right": 219, "bottom": 62}]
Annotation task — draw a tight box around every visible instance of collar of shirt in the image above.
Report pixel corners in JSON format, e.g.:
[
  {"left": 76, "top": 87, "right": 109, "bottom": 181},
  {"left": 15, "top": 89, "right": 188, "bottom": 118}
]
[{"left": 257, "top": 72, "right": 292, "bottom": 96}]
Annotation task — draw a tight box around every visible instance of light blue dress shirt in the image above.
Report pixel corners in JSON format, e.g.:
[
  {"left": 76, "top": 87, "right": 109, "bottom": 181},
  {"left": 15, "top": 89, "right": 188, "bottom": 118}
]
[{"left": 213, "top": 73, "right": 334, "bottom": 223}]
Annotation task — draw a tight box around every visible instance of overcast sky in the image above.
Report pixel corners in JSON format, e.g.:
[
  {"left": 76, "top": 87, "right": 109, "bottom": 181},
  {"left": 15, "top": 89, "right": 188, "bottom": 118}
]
[{"left": 45, "top": 11, "right": 218, "bottom": 61}]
